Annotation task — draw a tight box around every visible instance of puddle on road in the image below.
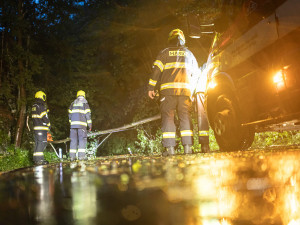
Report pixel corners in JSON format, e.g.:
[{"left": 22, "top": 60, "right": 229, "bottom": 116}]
[{"left": 0, "top": 150, "right": 300, "bottom": 225}]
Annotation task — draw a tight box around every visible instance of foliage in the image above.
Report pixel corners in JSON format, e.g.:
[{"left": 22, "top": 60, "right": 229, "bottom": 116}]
[
  {"left": 208, "top": 129, "right": 220, "bottom": 151},
  {"left": 43, "top": 150, "right": 61, "bottom": 163},
  {"left": 0, "top": 129, "right": 10, "bottom": 154},
  {"left": 86, "top": 135, "right": 99, "bottom": 159},
  {"left": 134, "top": 115, "right": 219, "bottom": 154},
  {"left": 135, "top": 128, "right": 163, "bottom": 155},
  {"left": 252, "top": 131, "right": 300, "bottom": 149},
  {"left": 98, "top": 131, "right": 139, "bottom": 156},
  {"left": 0, "top": 147, "right": 33, "bottom": 172}
]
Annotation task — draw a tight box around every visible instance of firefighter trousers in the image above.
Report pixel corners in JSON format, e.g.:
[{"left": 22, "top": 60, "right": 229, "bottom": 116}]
[
  {"left": 69, "top": 128, "right": 87, "bottom": 160},
  {"left": 195, "top": 93, "right": 209, "bottom": 145},
  {"left": 33, "top": 130, "right": 47, "bottom": 162},
  {"left": 160, "top": 95, "right": 193, "bottom": 147}
]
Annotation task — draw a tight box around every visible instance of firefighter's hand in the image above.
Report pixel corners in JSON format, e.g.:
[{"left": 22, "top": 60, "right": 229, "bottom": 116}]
[{"left": 148, "top": 90, "right": 156, "bottom": 99}]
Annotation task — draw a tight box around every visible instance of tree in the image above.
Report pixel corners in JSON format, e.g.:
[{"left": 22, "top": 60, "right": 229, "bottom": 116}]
[
  {"left": 0, "top": 0, "right": 220, "bottom": 152},
  {"left": 0, "top": 0, "right": 34, "bottom": 147}
]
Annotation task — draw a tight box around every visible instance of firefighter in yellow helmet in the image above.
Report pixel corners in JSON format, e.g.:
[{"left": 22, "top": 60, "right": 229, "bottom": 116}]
[
  {"left": 148, "top": 28, "right": 200, "bottom": 155},
  {"left": 68, "top": 90, "right": 92, "bottom": 161},
  {"left": 32, "top": 91, "right": 51, "bottom": 165}
]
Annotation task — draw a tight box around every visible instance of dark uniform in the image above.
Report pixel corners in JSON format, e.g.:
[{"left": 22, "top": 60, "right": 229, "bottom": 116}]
[
  {"left": 32, "top": 98, "right": 51, "bottom": 163},
  {"left": 148, "top": 44, "right": 199, "bottom": 150},
  {"left": 68, "top": 96, "right": 92, "bottom": 160}
]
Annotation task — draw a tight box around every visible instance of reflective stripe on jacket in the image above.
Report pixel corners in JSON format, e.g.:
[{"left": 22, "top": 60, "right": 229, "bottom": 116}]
[
  {"left": 148, "top": 46, "right": 199, "bottom": 96},
  {"left": 69, "top": 97, "right": 92, "bottom": 129},
  {"left": 32, "top": 99, "right": 50, "bottom": 131}
]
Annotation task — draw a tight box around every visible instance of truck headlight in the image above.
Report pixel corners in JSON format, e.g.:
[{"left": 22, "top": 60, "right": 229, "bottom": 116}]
[{"left": 273, "top": 68, "right": 287, "bottom": 91}]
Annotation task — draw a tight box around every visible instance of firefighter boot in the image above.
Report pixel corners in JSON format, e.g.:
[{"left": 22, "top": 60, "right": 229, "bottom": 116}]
[
  {"left": 162, "top": 146, "right": 175, "bottom": 156},
  {"left": 184, "top": 145, "right": 192, "bottom": 154},
  {"left": 201, "top": 144, "right": 210, "bottom": 153}
]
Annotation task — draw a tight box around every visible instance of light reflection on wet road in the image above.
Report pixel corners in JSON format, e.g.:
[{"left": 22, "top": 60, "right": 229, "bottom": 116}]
[{"left": 1, "top": 149, "right": 300, "bottom": 225}]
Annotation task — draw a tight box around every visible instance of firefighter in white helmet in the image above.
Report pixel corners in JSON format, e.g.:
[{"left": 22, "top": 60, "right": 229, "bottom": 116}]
[
  {"left": 148, "top": 28, "right": 200, "bottom": 155},
  {"left": 68, "top": 90, "right": 92, "bottom": 161},
  {"left": 32, "top": 91, "right": 51, "bottom": 165}
]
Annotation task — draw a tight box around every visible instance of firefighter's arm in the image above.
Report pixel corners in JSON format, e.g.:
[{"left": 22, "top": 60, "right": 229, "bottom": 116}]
[
  {"left": 41, "top": 104, "right": 51, "bottom": 129},
  {"left": 85, "top": 103, "right": 92, "bottom": 131},
  {"left": 148, "top": 68, "right": 161, "bottom": 95},
  {"left": 31, "top": 104, "right": 38, "bottom": 118},
  {"left": 148, "top": 52, "right": 164, "bottom": 98},
  {"left": 68, "top": 104, "right": 72, "bottom": 124}
]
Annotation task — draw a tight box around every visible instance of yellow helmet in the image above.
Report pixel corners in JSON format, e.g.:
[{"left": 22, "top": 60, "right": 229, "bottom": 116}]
[
  {"left": 77, "top": 90, "right": 85, "bottom": 98},
  {"left": 168, "top": 28, "right": 185, "bottom": 45},
  {"left": 35, "top": 91, "right": 46, "bottom": 101}
]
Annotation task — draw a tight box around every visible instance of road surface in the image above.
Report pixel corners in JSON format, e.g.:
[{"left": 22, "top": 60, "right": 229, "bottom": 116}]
[{"left": 1, "top": 148, "right": 300, "bottom": 225}]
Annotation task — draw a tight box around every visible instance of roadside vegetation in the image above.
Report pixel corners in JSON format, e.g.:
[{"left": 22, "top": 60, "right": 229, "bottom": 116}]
[{"left": 1, "top": 121, "right": 300, "bottom": 172}]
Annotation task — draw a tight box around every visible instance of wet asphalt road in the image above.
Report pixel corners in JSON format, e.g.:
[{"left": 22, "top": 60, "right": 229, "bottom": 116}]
[{"left": 1, "top": 148, "right": 300, "bottom": 225}]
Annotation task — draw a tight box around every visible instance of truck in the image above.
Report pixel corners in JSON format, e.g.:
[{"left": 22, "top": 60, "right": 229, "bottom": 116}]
[{"left": 203, "top": 0, "right": 300, "bottom": 150}]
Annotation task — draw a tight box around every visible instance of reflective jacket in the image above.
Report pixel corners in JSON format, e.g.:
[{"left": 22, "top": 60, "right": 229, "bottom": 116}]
[
  {"left": 148, "top": 46, "right": 199, "bottom": 96},
  {"left": 68, "top": 96, "right": 92, "bottom": 129},
  {"left": 32, "top": 99, "right": 51, "bottom": 131}
]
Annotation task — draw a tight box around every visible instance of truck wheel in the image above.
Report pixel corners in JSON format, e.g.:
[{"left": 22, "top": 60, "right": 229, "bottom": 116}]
[
  {"left": 239, "top": 128, "right": 255, "bottom": 150},
  {"left": 211, "top": 94, "right": 254, "bottom": 151}
]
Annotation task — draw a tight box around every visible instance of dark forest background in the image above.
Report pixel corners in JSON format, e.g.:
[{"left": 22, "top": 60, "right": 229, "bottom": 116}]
[{"left": 0, "top": 0, "right": 219, "bottom": 156}]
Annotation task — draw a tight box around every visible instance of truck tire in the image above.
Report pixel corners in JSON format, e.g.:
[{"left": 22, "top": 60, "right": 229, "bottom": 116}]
[{"left": 211, "top": 93, "right": 254, "bottom": 151}]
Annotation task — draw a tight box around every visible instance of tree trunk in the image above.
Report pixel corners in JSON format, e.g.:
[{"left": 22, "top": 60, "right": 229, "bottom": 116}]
[
  {"left": 14, "top": 0, "right": 26, "bottom": 147},
  {"left": 52, "top": 114, "right": 161, "bottom": 144},
  {"left": 15, "top": 84, "right": 26, "bottom": 147},
  {"left": 0, "top": 31, "right": 3, "bottom": 88}
]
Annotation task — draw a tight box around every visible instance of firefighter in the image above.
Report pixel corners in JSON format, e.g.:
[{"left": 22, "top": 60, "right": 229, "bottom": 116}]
[
  {"left": 68, "top": 90, "right": 92, "bottom": 161},
  {"left": 195, "top": 65, "right": 210, "bottom": 153},
  {"left": 148, "top": 28, "right": 200, "bottom": 155},
  {"left": 32, "top": 91, "right": 51, "bottom": 165},
  {"left": 195, "top": 93, "right": 210, "bottom": 153}
]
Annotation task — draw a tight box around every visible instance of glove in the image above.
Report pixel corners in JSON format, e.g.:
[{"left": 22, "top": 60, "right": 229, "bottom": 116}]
[
  {"left": 47, "top": 132, "right": 53, "bottom": 142},
  {"left": 89, "top": 125, "right": 92, "bottom": 132}
]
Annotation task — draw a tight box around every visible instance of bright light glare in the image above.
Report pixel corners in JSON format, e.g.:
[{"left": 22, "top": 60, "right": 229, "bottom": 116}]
[
  {"left": 208, "top": 80, "right": 217, "bottom": 89},
  {"left": 196, "top": 70, "right": 207, "bottom": 92},
  {"left": 220, "top": 218, "right": 232, "bottom": 225},
  {"left": 288, "top": 219, "right": 300, "bottom": 225},
  {"left": 190, "top": 35, "right": 201, "bottom": 39},
  {"left": 273, "top": 70, "right": 284, "bottom": 84}
]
